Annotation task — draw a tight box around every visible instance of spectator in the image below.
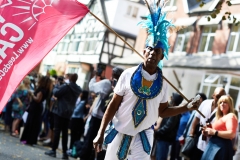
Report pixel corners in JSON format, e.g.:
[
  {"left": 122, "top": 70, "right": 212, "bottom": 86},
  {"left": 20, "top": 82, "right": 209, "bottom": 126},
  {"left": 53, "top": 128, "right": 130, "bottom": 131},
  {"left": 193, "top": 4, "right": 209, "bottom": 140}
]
[
  {"left": 20, "top": 76, "right": 53, "bottom": 146},
  {"left": 189, "top": 87, "right": 226, "bottom": 160},
  {"left": 78, "top": 66, "right": 122, "bottom": 160},
  {"left": 155, "top": 93, "right": 183, "bottom": 160},
  {"left": 170, "top": 110, "right": 190, "bottom": 160},
  {"left": 201, "top": 95, "right": 238, "bottom": 160},
  {"left": 11, "top": 77, "right": 31, "bottom": 137},
  {"left": 233, "top": 109, "right": 239, "bottom": 155},
  {"left": 64, "top": 73, "right": 71, "bottom": 84},
  {"left": 69, "top": 90, "right": 89, "bottom": 152},
  {"left": 45, "top": 73, "right": 82, "bottom": 159},
  {"left": 42, "top": 76, "right": 65, "bottom": 146},
  {"left": 182, "top": 93, "right": 207, "bottom": 138}
]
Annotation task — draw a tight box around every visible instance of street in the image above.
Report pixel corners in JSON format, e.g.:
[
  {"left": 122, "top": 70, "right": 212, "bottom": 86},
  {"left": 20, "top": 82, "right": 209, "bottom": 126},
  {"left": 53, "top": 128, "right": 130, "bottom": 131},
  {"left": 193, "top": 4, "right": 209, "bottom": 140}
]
[
  {"left": 1, "top": 123, "right": 240, "bottom": 160},
  {"left": 0, "top": 129, "right": 74, "bottom": 160}
]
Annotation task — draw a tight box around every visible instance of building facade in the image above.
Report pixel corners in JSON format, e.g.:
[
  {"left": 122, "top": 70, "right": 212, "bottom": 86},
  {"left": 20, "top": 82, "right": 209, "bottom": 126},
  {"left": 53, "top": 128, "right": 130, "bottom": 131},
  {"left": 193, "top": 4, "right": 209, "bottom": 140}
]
[
  {"left": 39, "top": 0, "right": 147, "bottom": 89},
  {"left": 112, "top": 0, "right": 240, "bottom": 108}
]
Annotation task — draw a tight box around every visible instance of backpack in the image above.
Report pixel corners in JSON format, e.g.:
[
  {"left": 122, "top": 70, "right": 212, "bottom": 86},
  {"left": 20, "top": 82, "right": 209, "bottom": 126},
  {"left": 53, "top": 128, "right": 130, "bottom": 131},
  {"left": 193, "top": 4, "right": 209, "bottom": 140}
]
[
  {"left": 71, "top": 141, "right": 84, "bottom": 158},
  {"left": 100, "top": 92, "right": 113, "bottom": 112}
]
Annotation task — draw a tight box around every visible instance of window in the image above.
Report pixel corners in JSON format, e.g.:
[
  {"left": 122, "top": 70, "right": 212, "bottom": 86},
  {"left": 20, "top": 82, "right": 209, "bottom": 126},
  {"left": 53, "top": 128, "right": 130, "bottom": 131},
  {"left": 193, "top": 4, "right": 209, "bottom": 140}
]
[
  {"left": 56, "top": 35, "right": 70, "bottom": 54},
  {"left": 52, "top": 44, "right": 58, "bottom": 51},
  {"left": 126, "top": 5, "right": 139, "bottom": 18},
  {"left": 204, "top": 75, "right": 220, "bottom": 83},
  {"left": 227, "top": 25, "right": 240, "bottom": 53},
  {"left": 83, "top": 40, "right": 97, "bottom": 52},
  {"left": 174, "top": 28, "right": 192, "bottom": 52},
  {"left": 57, "top": 42, "right": 69, "bottom": 53},
  {"left": 43, "top": 65, "right": 53, "bottom": 73},
  {"left": 165, "top": 0, "right": 177, "bottom": 7},
  {"left": 200, "top": 74, "right": 240, "bottom": 108},
  {"left": 228, "top": 76, "right": 240, "bottom": 108},
  {"left": 199, "top": 74, "right": 225, "bottom": 99},
  {"left": 67, "top": 67, "right": 79, "bottom": 74},
  {"left": 198, "top": 26, "right": 217, "bottom": 52},
  {"left": 69, "top": 35, "right": 81, "bottom": 52},
  {"left": 164, "top": 0, "right": 177, "bottom": 11},
  {"left": 127, "top": 6, "right": 132, "bottom": 16},
  {"left": 228, "top": 89, "right": 239, "bottom": 108},
  {"left": 69, "top": 41, "right": 80, "bottom": 52},
  {"left": 231, "top": 77, "right": 240, "bottom": 87},
  {"left": 132, "top": 7, "right": 139, "bottom": 18}
]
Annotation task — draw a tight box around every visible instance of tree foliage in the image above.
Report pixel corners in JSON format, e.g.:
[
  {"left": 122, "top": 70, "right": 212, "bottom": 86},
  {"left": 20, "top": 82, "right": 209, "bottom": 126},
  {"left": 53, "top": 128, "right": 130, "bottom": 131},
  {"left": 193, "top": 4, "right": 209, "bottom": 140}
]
[
  {"left": 49, "top": 69, "right": 57, "bottom": 76},
  {"left": 198, "top": 0, "right": 240, "bottom": 25}
]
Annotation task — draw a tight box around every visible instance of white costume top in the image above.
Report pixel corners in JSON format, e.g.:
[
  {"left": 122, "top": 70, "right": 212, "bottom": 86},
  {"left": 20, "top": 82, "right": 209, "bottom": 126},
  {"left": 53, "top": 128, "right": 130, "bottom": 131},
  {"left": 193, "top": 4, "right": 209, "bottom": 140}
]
[
  {"left": 195, "top": 99, "right": 216, "bottom": 151},
  {"left": 112, "top": 66, "right": 168, "bottom": 136}
]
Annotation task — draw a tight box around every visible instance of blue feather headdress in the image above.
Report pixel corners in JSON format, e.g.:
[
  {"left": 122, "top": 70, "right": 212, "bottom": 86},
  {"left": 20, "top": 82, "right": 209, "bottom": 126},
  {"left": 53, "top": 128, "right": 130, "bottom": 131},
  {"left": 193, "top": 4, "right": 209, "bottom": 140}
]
[{"left": 138, "top": 0, "right": 175, "bottom": 68}]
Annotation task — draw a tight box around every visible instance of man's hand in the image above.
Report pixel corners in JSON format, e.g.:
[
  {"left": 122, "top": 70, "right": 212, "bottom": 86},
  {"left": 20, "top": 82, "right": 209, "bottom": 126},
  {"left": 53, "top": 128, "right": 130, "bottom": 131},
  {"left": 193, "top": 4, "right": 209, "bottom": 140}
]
[
  {"left": 187, "top": 95, "right": 201, "bottom": 111},
  {"left": 93, "top": 134, "right": 104, "bottom": 152}
]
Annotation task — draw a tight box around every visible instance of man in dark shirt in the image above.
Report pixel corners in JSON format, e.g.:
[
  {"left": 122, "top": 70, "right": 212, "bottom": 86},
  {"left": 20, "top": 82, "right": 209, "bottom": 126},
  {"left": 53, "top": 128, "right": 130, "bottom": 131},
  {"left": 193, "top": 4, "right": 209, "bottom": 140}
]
[
  {"left": 154, "top": 92, "right": 183, "bottom": 160},
  {"left": 45, "top": 73, "right": 82, "bottom": 159}
]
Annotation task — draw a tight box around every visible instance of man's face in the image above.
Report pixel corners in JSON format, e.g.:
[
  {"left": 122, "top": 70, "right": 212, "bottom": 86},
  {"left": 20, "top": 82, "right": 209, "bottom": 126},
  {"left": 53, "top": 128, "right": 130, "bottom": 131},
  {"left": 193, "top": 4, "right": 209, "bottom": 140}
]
[
  {"left": 143, "top": 46, "right": 164, "bottom": 68},
  {"left": 212, "top": 88, "right": 226, "bottom": 104}
]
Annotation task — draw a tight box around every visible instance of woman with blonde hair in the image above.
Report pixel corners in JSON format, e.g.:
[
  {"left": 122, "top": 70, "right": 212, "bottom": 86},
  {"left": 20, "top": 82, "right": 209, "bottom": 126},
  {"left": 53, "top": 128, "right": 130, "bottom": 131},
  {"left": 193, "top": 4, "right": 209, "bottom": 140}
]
[
  {"left": 11, "top": 77, "right": 31, "bottom": 137},
  {"left": 201, "top": 95, "right": 238, "bottom": 160},
  {"left": 20, "top": 76, "right": 53, "bottom": 146}
]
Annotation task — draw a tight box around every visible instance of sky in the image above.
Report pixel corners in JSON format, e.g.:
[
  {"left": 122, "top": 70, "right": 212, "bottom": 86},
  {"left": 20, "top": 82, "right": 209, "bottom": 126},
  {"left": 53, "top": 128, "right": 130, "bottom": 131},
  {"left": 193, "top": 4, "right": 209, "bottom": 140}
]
[{"left": 77, "top": 0, "right": 91, "bottom": 5}]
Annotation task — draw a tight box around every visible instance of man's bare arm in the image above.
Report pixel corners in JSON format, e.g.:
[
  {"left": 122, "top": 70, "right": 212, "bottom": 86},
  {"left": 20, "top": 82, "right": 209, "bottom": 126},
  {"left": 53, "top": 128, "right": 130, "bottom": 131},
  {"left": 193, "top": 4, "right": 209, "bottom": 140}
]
[
  {"left": 158, "top": 102, "right": 189, "bottom": 118},
  {"left": 93, "top": 93, "right": 123, "bottom": 152},
  {"left": 159, "top": 99, "right": 200, "bottom": 118}
]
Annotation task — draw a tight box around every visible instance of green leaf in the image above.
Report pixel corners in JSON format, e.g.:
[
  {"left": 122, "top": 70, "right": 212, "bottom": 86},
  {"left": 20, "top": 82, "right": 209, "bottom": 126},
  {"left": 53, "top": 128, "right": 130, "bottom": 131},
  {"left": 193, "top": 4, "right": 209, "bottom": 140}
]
[
  {"left": 211, "top": 13, "right": 216, "bottom": 18},
  {"left": 233, "top": 16, "right": 237, "bottom": 23},
  {"left": 222, "top": 16, "right": 226, "bottom": 20},
  {"left": 215, "top": 9, "right": 220, "bottom": 14},
  {"left": 207, "top": 17, "right": 211, "bottom": 21},
  {"left": 227, "top": 1, "right": 232, "bottom": 6}
]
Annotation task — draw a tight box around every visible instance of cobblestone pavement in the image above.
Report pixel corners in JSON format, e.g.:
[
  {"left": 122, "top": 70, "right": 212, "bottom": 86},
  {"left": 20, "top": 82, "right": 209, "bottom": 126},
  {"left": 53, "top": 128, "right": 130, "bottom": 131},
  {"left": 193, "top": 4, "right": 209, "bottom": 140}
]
[{"left": 0, "top": 129, "right": 74, "bottom": 160}]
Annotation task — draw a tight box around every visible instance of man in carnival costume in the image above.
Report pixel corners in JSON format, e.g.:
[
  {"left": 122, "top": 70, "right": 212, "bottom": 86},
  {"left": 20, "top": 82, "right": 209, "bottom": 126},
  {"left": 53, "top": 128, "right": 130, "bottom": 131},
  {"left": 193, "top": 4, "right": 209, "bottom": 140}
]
[{"left": 93, "top": 1, "right": 200, "bottom": 159}]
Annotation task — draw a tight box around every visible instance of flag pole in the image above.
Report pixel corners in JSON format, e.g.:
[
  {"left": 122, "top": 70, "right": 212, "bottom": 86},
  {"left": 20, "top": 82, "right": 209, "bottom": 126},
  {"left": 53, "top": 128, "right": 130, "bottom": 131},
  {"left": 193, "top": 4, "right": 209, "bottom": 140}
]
[{"left": 89, "top": 11, "right": 205, "bottom": 118}]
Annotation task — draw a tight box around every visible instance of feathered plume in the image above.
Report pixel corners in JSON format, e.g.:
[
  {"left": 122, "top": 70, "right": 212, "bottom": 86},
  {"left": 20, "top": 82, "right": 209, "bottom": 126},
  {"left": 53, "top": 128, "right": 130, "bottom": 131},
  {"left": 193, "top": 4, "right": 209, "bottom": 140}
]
[{"left": 138, "top": 0, "right": 175, "bottom": 68}]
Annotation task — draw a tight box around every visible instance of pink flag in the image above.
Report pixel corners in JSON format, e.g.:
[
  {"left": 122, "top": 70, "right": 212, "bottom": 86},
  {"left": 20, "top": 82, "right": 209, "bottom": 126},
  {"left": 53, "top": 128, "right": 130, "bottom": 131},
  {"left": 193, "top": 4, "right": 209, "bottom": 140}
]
[{"left": 0, "top": 0, "right": 89, "bottom": 112}]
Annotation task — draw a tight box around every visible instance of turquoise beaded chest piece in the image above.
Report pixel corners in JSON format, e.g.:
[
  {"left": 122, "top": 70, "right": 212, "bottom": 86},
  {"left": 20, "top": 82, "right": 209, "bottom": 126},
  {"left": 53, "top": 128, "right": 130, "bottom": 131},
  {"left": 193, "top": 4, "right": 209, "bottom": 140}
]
[{"left": 130, "top": 63, "right": 163, "bottom": 128}]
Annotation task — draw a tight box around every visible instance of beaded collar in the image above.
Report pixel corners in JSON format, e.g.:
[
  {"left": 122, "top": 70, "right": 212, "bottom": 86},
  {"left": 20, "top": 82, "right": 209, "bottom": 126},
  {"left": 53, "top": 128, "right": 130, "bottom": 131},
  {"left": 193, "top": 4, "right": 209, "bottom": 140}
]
[
  {"left": 130, "top": 63, "right": 163, "bottom": 128},
  {"left": 130, "top": 63, "right": 163, "bottom": 100}
]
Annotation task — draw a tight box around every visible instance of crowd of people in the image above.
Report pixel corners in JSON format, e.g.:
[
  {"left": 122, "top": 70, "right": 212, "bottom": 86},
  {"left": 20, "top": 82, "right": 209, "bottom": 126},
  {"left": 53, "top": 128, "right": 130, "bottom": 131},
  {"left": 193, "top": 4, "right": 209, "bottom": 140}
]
[
  {"left": 0, "top": 66, "right": 124, "bottom": 160},
  {"left": 0, "top": 69, "right": 239, "bottom": 160},
  {"left": 0, "top": 2, "right": 240, "bottom": 160}
]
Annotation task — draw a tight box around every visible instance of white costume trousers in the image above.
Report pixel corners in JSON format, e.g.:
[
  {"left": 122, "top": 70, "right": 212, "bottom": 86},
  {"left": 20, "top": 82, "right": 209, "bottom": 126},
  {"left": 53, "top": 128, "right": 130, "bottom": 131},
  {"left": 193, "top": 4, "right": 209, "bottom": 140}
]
[{"left": 104, "top": 128, "right": 154, "bottom": 160}]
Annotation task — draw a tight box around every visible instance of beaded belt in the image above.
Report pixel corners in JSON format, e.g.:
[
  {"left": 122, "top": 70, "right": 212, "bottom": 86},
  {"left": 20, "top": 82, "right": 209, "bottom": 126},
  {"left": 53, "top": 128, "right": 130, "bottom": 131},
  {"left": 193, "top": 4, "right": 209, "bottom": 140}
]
[{"left": 104, "top": 127, "right": 151, "bottom": 160}]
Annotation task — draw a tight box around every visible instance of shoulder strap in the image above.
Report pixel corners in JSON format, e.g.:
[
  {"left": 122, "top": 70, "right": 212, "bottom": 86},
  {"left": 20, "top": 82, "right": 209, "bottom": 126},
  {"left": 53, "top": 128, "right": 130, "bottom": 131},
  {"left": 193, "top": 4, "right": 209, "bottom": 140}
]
[{"left": 209, "top": 112, "right": 216, "bottom": 122}]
